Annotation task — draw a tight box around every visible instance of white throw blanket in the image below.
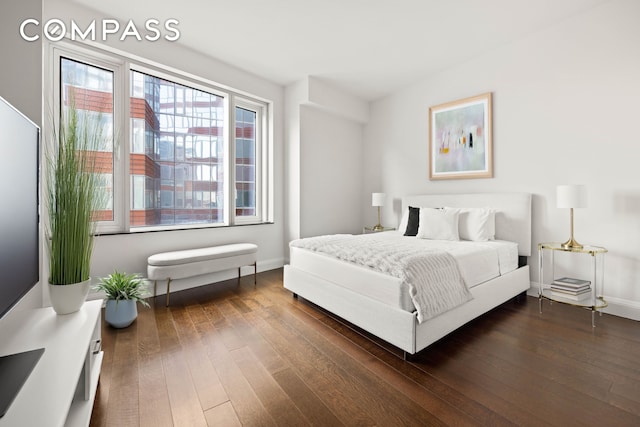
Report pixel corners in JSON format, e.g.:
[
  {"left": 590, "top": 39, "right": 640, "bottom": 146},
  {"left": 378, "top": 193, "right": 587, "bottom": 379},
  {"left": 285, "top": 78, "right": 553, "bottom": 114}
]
[{"left": 290, "top": 234, "right": 472, "bottom": 323}]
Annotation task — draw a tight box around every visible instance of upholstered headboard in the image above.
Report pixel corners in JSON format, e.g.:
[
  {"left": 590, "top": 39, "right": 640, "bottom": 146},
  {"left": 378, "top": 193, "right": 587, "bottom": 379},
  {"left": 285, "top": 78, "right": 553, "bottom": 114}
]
[{"left": 401, "top": 193, "right": 532, "bottom": 256}]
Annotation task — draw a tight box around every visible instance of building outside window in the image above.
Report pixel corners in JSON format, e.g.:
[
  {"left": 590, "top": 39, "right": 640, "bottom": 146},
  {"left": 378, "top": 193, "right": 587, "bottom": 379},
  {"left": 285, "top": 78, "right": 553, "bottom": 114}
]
[
  {"left": 60, "top": 57, "right": 114, "bottom": 222},
  {"left": 55, "top": 45, "right": 271, "bottom": 233},
  {"left": 235, "top": 106, "right": 257, "bottom": 217},
  {"left": 129, "top": 70, "right": 226, "bottom": 226}
]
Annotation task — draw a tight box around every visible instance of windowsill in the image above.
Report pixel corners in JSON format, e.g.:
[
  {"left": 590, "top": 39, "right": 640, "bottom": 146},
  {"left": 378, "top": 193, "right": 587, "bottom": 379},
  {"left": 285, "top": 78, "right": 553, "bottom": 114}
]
[{"left": 95, "top": 221, "right": 275, "bottom": 237}]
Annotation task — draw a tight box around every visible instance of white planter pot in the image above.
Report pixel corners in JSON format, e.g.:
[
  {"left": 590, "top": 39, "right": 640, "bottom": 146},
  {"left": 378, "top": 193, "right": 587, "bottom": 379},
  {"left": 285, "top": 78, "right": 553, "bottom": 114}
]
[
  {"left": 104, "top": 299, "right": 138, "bottom": 328},
  {"left": 48, "top": 279, "right": 91, "bottom": 315}
]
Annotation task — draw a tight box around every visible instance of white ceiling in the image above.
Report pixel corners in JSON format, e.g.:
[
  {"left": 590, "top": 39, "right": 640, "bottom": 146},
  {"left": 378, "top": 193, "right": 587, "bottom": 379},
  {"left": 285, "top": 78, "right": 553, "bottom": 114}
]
[{"left": 71, "top": 0, "right": 607, "bottom": 100}]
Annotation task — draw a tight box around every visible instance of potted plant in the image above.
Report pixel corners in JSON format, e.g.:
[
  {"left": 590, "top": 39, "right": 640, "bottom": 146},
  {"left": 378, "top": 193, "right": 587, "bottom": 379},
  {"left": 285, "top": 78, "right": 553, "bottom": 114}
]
[
  {"left": 95, "top": 271, "right": 150, "bottom": 328},
  {"left": 46, "top": 105, "right": 104, "bottom": 315}
]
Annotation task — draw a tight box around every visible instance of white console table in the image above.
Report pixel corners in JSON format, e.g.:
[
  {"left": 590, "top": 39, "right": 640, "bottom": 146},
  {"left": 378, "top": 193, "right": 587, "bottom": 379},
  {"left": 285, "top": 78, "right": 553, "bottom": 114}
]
[{"left": 0, "top": 300, "right": 103, "bottom": 427}]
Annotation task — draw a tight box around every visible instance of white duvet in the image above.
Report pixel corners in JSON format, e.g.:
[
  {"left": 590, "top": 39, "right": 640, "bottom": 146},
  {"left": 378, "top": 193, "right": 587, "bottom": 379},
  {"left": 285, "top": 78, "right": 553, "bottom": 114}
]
[{"left": 290, "top": 233, "right": 474, "bottom": 323}]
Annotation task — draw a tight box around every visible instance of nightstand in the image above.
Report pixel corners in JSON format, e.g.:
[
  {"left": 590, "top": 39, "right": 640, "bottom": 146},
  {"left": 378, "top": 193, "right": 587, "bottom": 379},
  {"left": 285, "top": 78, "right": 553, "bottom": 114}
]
[
  {"left": 538, "top": 242, "right": 608, "bottom": 327},
  {"left": 363, "top": 226, "right": 396, "bottom": 234}
]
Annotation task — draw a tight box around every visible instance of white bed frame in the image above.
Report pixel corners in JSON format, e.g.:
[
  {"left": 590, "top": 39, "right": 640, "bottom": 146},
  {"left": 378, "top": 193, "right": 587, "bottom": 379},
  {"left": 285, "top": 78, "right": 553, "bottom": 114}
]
[{"left": 284, "top": 193, "right": 532, "bottom": 356}]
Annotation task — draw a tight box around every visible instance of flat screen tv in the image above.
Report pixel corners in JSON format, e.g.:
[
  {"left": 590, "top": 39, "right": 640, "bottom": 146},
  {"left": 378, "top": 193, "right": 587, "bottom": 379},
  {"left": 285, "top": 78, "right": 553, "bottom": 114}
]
[
  {"left": 0, "top": 95, "right": 40, "bottom": 318},
  {"left": 0, "top": 95, "right": 41, "bottom": 418}
]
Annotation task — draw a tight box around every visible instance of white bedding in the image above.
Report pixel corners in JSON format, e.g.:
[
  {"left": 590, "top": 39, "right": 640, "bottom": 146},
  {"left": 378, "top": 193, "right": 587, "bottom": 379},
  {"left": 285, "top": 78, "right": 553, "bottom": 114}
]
[
  {"left": 290, "top": 233, "right": 472, "bottom": 323},
  {"left": 289, "top": 231, "right": 519, "bottom": 313}
]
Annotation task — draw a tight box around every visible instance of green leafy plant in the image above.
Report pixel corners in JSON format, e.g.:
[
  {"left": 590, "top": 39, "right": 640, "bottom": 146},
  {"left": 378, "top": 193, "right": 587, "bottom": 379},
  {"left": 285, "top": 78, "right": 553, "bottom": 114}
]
[
  {"left": 95, "top": 271, "right": 150, "bottom": 307},
  {"left": 47, "top": 105, "right": 105, "bottom": 285}
]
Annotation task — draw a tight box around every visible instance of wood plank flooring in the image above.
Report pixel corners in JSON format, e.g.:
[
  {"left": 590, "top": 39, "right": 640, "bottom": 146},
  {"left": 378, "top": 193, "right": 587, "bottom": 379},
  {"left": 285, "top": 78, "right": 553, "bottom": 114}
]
[{"left": 90, "top": 268, "right": 640, "bottom": 426}]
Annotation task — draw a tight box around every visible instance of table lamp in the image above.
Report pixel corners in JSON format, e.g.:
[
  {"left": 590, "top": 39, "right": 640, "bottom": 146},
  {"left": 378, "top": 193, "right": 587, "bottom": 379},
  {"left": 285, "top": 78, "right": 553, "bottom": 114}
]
[
  {"left": 372, "top": 193, "right": 385, "bottom": 231},
  {"left": 557, "top": 184, "right": 587, "bottom": 249}
]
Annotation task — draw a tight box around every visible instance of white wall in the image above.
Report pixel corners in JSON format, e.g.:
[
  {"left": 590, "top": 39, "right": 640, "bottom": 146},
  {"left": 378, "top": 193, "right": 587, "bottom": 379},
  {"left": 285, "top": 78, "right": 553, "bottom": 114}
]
[
  {"left": 285, "top": 77, "right": 366, "bottom": 248},
  {"left": 0, "top": 1, "right": 42, "bottom": 126},
  {"left": 284, "top": 80, "right": 305, "bottom": 246},
  {"left": 300, "top": 105, "right": 364, "bottom": 237},
  {"left": 363, "top": 0, "right": 640, "bottom": 319},
  {"left": 42, "top": 0, "right": 286, "bottom": 297}
]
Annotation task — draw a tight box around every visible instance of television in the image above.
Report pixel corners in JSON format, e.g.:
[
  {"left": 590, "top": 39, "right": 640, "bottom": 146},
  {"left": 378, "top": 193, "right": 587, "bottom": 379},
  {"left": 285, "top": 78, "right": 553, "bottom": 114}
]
[
  {"left": 0, "top": 95, "right": 40, "bottom": 318},
  {"left": 0, "top": 95, "right": 41, "bottom": 418}
]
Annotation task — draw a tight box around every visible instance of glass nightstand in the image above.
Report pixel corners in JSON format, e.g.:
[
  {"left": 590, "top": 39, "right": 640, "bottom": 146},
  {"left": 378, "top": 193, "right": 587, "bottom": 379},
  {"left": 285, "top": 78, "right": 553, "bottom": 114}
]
[{"left": 538, "top": 242, "right": 608, "bottom": 327}]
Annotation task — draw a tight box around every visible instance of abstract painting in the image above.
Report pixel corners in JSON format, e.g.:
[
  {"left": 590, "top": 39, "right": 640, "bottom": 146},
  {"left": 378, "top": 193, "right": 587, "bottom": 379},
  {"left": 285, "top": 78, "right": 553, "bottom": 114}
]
[{"left": 429, "top": 92, "right": 492, "bottom": 180}]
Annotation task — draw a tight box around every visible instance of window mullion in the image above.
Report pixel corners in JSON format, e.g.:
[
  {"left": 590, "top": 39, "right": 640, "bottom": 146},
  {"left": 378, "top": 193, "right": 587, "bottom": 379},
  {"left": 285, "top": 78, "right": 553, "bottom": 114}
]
[
  {"left": 120, "top": 63, "right": 131, "bottom": 232},
  {"left": 226, "top": 94, "right": 235, "bottom": 225}
]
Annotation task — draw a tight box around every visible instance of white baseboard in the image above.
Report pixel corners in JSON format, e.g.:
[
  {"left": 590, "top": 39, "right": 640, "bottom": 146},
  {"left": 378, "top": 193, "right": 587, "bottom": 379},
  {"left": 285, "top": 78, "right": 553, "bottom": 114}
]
[
  {"left": 86, "top": 257, "right": 285, "bottom": 300},
  {"left": 146, "top": 257, "right": 285, "bottom": 296},
  {"left": 253, "top": 257, "right": 285, "bottom": 273},
  {"left": 527, "top": 283, "right": 640, "bottom": 322},
  {"left": 600, "top": 296, "right": 640, "bottom": 321},
  {"left": 87, "top": 275, "right": 640, "bottom": 321}
]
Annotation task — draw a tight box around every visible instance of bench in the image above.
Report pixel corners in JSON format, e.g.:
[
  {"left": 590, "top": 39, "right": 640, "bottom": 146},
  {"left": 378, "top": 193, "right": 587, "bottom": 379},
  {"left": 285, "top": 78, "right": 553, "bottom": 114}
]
[{"left": 147, "top": 243, "right": 258, "bottom": 306}]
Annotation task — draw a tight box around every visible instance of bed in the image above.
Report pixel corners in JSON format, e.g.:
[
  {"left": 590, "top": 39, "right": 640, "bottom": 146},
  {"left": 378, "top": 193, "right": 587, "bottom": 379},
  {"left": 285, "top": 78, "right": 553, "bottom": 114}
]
[{"left": 283, "top": 192, "right": 532, "bottom": 357}]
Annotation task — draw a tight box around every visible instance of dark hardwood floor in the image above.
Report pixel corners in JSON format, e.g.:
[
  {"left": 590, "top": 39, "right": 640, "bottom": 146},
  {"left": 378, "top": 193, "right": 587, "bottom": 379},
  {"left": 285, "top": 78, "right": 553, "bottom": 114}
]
[{"left": 90, "top": 268, "right": 640, "bottom": 426}]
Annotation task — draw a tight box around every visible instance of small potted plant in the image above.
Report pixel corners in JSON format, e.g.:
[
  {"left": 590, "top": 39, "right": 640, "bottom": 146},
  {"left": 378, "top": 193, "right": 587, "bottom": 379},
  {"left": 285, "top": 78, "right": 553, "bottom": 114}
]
[{"left": 95, "top": 271, "right": 150, "bottom": 328}]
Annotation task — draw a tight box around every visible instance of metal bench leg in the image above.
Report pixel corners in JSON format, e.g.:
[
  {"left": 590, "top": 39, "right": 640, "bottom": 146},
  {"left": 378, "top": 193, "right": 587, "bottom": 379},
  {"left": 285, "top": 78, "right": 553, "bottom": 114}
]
[
  {"left": 166, "top": 278, "right": 172, "bottom": 307},
  {"left": 238, "top": 263, "right": 257, "bottom": 286},
  {"left": 153, "top": 280, "right": 157, "bottom": 298},
  {"left": 254, "top": 261, "right": 257, "bottom": 286}
]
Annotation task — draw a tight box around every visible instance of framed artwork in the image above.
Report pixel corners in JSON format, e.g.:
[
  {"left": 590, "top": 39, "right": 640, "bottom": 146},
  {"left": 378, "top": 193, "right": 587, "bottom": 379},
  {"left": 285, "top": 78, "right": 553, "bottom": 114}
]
[{"left": 428, "top": 92, "right": 492, "bottom": 180}]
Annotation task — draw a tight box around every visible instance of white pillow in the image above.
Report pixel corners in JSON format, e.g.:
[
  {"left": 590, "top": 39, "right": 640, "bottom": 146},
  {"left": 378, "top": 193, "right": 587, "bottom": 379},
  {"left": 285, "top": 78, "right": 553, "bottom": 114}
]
[
  {"left": 457, "top": 207, "right": 495, "bottom": 241},
  {"left": 417, "top": 208, "right": 460, "bottom": 241}
]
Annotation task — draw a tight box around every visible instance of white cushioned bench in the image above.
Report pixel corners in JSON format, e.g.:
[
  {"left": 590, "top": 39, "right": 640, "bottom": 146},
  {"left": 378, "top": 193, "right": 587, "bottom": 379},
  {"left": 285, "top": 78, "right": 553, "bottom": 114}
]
[{"left": 147, "top": 243, "right": 258, "bottom": 306}]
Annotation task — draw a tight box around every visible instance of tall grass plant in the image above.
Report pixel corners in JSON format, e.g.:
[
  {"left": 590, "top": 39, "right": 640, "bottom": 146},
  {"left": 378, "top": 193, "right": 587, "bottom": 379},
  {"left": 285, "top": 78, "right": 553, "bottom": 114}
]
[{"left": 47, "top": 105, "right": 104, "bottom": 285}]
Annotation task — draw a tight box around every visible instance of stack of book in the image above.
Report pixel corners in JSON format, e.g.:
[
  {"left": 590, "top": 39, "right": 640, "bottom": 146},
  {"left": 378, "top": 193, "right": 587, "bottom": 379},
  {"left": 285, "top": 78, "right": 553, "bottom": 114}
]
[{"left": 550, "top": 277, "right": 592, "bottom": 301}]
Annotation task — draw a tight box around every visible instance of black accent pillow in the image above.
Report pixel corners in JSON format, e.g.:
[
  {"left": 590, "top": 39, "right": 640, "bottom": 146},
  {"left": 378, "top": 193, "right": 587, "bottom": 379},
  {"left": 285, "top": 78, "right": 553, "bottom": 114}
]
[{"left": 404, "top": 206, "right": 420, "bottom": 236}]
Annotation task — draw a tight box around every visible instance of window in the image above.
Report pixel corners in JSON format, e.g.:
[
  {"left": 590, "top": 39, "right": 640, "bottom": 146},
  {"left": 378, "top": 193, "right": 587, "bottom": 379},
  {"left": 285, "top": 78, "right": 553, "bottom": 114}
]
[
  {"left": 53, "top": 42, "right": 271, "bottom": 233},
  {"left": 235, "top": 106, "right": 256, "bottom": 217},
  {"left": 129, "top": 70, "right": 227, "bottom": 226},
  {"left": 60, "top": 57, "right": 115, "bottom": 222}
]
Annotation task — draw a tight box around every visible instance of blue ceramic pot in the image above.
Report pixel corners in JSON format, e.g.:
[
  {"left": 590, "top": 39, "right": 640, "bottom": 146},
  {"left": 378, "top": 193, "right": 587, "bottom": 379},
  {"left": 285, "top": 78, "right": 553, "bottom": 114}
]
[{"left": 104, "top": 299, "right": 138, "bottom": 328}]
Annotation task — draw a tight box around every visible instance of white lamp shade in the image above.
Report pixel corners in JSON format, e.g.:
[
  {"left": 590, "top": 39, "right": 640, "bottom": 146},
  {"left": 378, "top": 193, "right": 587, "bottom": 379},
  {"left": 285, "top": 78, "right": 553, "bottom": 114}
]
[
  {"left": 372, "top": 192, "right": 385, "bottom": 207},
  {"left": 557, "top": 185, "right": 587, "bottom": 208}
]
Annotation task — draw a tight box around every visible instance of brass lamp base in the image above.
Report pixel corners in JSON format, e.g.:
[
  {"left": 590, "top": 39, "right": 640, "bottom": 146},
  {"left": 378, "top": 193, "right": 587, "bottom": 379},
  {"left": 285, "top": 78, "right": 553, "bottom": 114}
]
[
  {"left": 373, "top": 206, "right": 383, "bottom": 231},
  {"left": 561, "top": 207, "right": 583, "bottom": 249},
  {"left": 561, "top": 236, "right": 583, "bottom": 250}
]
